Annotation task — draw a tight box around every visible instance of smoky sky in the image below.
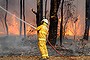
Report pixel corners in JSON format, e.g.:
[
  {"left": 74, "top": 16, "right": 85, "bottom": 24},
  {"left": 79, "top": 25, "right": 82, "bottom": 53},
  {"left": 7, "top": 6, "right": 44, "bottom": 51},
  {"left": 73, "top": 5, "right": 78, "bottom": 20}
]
[
  {"left": 0, "top": 0, "right": 87, "bottom": 36},
  {"left": 0, "top": 0, "right": 51, "bottom": 34},
  {"left": 0, "top": 0, "right": 51, "bottom": 25},
  {"left": 0, "top": 0, "right": 37, "bottom": 25},
  {"left": 0, "top": 0, "right": 37, "bottom": 34}
]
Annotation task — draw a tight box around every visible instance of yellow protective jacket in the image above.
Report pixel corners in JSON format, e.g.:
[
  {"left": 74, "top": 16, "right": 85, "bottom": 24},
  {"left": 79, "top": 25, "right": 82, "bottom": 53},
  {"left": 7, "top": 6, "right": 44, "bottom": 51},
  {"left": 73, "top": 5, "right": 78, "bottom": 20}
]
[{"left": 37, "top": 23, "right": 48, "bottom": 41}]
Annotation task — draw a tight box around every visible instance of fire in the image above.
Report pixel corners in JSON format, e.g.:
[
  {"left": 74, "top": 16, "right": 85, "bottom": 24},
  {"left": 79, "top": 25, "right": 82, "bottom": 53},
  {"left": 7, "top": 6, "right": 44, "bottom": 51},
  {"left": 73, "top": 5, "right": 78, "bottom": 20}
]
[
  {"left": 65, "top": 30, "right": 74, "bottom": 36},
  {"left": 74, "top": 15, "right": 82, "bottom": 36},
  {"left": 6, "top": 13, "right": 37, "bottom": 36},
  {"left": 26, "top": 26, "right": 37, "bottom": 36},
  {"left": 8, "top": 14, "right": 19, "bottom": 35},
  {"left": 65, "top": 15, "right": 82, "bottom": 36},
  {"left": 65, "top": 19, "right": 74, "bottom": 36},
  {"left": 8, "top": 14, "right": 37, "bottom": 35}
]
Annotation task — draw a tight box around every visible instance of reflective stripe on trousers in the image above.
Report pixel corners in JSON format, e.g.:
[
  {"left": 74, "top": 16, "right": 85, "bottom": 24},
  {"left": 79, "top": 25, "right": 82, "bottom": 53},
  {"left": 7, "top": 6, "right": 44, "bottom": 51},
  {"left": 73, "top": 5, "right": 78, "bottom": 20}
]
[{"left": 38, "top": 38, "right": 46, "bottom": 41}]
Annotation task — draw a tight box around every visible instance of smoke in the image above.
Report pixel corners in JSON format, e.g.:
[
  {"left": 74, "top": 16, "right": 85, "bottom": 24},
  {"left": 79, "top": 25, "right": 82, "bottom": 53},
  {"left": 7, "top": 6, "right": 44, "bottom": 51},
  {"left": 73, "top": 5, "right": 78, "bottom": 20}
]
[
  {"left": 0, "top": 0, "right": 37, "bottom": 35},
  {"left": 0, "top": 0, "right": 5, "bottom": 18}
]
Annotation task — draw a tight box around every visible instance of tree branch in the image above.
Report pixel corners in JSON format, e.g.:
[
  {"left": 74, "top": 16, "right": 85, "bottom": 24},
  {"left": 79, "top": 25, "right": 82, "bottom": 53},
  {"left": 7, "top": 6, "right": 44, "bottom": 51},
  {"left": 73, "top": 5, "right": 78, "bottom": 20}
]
[{"left": 31, "top": 8, "right": 37, "bottom": 15}]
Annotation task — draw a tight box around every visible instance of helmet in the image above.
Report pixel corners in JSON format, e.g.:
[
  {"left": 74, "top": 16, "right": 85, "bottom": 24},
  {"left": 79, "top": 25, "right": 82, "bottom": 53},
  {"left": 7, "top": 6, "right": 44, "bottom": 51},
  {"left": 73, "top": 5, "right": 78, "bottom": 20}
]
[{"left": 42, "top": 19, "right": 48, "bottom": 24}]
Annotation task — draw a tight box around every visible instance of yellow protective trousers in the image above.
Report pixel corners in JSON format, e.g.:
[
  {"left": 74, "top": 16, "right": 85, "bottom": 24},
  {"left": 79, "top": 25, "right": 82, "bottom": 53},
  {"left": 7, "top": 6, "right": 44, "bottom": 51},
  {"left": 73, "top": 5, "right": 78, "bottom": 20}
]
[{"left": 38, "top": 40, "right": 49, "bottom": 58}]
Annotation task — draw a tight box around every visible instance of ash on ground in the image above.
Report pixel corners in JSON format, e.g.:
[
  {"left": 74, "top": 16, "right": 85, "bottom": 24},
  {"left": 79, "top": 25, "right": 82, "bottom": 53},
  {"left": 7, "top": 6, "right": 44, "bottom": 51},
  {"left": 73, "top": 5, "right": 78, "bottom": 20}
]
[{"left": 0, "top": 35, "right": 90, "bottom": 56}]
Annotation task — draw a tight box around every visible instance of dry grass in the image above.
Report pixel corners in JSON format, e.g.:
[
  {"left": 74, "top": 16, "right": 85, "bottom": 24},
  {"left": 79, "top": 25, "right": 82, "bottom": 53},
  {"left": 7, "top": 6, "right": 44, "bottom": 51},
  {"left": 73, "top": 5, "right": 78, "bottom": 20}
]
[{"left": 0, "top": 56, "right": 90, "bottom": 60}]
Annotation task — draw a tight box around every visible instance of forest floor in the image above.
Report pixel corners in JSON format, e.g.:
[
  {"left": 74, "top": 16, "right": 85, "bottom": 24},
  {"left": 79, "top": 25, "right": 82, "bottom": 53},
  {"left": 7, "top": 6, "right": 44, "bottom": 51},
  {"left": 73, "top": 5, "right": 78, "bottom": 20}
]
[{"left": 0, "top": 35, "right": 90, "bottom": 60}]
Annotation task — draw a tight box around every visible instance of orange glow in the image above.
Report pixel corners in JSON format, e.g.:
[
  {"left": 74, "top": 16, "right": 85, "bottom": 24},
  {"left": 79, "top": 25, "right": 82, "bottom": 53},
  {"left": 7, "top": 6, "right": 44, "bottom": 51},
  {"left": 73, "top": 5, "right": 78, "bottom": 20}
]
[
  {"left": 65, "top": 19, "right": 74, "bottom": 36},
  {"left": 8, "top": 15, "right": 19, "bottom": 35},
  {"left": 65, "top": 30, "right": 74, "bottom": 36},
  {"left": 7, "top": 14, "right": 37, "bottom": 35},
  {"left": 26, "top": 26, "right": 37, "bottom": 35},
  {"left": 64, "top": 15, "right": 82, "bottom": 36},
  {"left": 75, "top": 15, "right": 82, "bottom": 36},
  {"left": 59, "top": 18, "right": 61, "bottom": 22},
  {"left": 0, "top": 32, "right": 4, "bottom": 35}
]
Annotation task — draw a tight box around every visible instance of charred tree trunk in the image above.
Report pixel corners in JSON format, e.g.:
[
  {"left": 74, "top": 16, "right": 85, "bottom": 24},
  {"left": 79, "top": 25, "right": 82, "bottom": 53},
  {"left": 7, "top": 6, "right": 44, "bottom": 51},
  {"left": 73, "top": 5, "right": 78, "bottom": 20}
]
[
  {"left": 83, "top": 0, "right": 90, "bottom": 40},
  {"left": 39, "top": 0, "right": 43, "bottom": 25},
  {"left": 83, "top": 0, "right": 89, "bottom": 40},
  {"left": 5, "top": 0, "right": 8, "bottom": 35},
  {"left": 32, "top": 0, "right": 43, "bottom": 26},
  {"left": 23, "top": 0, "right": 26, "bottom": 37},
  {"left": 20, "top": 0, "right": 22, "bottom": 36},
  {"left": 37, "top": 0, "right": 43, "bottom": 26},
  {"left": 48, "top": 0, "right": 61, "bottom": 46},
  {"left": 60, "top": 0, "right": 64, "bottom": 46},
  {"left": 45, "top": 0, "right": 47, "bottom": 18},
  {"left": 83, "top": 20, "right": 89, "bottom": 40},
  {"left": 36, "top": 0, "right": 40, "bottom": 26}
]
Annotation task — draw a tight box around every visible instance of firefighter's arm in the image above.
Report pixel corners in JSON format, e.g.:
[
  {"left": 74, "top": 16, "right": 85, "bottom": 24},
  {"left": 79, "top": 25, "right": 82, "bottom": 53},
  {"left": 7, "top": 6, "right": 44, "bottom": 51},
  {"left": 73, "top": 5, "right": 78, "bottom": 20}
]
[{"left": 36, "top": 25, "right": 42, "bottom": 31}]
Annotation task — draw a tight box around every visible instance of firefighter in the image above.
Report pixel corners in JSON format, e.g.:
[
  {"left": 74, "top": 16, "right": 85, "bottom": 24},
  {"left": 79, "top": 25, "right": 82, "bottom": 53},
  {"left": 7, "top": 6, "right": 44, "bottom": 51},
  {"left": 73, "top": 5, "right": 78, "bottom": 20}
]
[{"left": 36, "top": 19, "right": 49, "bottom": 60}]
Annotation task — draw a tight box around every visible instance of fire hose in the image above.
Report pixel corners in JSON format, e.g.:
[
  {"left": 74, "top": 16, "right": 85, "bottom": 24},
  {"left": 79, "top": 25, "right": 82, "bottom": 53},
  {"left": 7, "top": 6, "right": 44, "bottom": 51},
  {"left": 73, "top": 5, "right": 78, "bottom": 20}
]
[{"left": 0, "top": 6, "right": 72, "bottom": 58}]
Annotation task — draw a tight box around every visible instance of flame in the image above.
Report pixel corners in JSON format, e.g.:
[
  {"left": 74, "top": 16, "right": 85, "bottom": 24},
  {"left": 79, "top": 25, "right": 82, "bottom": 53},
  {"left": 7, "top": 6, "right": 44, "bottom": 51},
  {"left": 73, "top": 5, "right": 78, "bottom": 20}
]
[
  {"left": 8, "top": 14, "right": 37, "bottom": 35},
  {"left": 65, "top": 20, "right": 74, "bottom": 36},
  {"left": 26, "top": 26, "right": 37, "bottom": 36},
  {"left": 8, "top": 14, "right": 19, "bottom": 35},
  {"left": 75, "top": 15, "right": 82, "bottom": 36},
  {"left": 65, "top": 15, "right": 82, "bottom": 36},
  {"left": 6, "top": 13, "right": 37, "bottom": 35}
]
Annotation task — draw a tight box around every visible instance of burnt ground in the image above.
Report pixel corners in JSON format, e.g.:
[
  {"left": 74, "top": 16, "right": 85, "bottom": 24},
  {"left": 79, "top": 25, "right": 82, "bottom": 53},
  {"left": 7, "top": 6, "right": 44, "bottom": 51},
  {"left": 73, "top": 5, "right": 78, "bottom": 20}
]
[{"left": 0, "top": 35, "right": 90, "bottom": 60}]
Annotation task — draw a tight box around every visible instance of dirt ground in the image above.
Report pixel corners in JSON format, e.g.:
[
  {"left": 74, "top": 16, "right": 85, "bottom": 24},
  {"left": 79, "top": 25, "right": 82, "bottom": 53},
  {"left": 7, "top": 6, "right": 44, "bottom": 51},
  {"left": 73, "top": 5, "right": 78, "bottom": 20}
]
[{"left": 0, "top": 56, "right": 90, "bottom": 60}]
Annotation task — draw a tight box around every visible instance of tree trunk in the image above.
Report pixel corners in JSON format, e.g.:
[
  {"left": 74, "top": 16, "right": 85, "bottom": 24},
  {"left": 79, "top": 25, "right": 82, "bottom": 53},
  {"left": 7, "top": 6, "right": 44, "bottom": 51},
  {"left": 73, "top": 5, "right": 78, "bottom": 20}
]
[
  {"left": 23, "top": 0, "right": 26, "bottom": 37},
  {"left": 83, "top": 0, "right": 90, "bottom": 40},
  {"left": 37, "top": 0, "right": 43, "bottom": 26},
  {"left": 45, "top": 0, "right": 47, "bottom": 18},
  {"left": 83, "top": 20, "right": 89, "bottom": 40},
  {"left": 5, "top": 0, "right": 8, "bottom": 35},
  {"left": 60, "top": 0, "right": 64, "bottom": 46},
  {"left": 48, "top": 0, "right": 61, "bottom": 46},
  {"left": 20, "top": 0, "right": 22, "bottom": 36}
]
